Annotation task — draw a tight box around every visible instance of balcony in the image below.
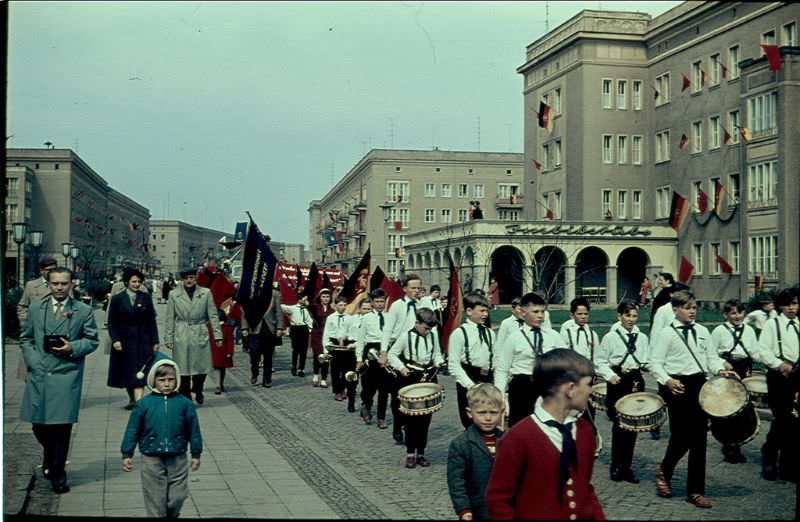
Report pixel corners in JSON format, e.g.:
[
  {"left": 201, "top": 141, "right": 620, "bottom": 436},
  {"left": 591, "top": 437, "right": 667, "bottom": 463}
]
[{"left": 495, "top": 194, "right": 525, "bottom": 208}]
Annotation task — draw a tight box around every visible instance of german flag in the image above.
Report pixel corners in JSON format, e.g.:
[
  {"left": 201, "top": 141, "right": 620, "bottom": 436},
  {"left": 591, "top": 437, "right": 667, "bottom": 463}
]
[
  {"left": 761, "top": 44, "right": 782, "bottom": 71},
  {"left": 698, "top": 189, "right": 709, "bottom": 215},
  {"left": 537, "top": 101, "right": 553, "bottom": 132},
  {"left": 678, "top": 255, "right": 694, "bottom": 284},
  {"left": 713, "top": 179, "right": 727, "bottom": 214},
  {"left": 717, "top": 255, "right": 734, "bottom": 275},
  {"left": 669, "top": 191, "right": 690, "bottom": 231},
  {"left": 369, "top": 265, "right": 405, "bottom": 310}
]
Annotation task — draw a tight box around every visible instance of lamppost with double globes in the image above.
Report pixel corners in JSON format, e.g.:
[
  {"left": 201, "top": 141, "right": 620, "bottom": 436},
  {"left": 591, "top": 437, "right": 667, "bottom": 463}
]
[
  {"left": 70, "top": 245, "right": 80, "bottom": 272},
  {"left": 62, "top": 242, "right": 73, "bottom": 269},
  {"left": 29, "top": 230, "right": 44, "bottom": 280},
  {"left": 12, "top": 222, "right": 28, "bottom": 286}
]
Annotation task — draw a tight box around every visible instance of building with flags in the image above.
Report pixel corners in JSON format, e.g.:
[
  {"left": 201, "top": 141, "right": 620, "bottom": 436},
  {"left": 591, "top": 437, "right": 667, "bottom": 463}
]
[
  {"left": 404, "top": 2, "right": 799, "bottom": 305},
  {"left": 307, "top": 149, "right": 523, "bottom": 276}
]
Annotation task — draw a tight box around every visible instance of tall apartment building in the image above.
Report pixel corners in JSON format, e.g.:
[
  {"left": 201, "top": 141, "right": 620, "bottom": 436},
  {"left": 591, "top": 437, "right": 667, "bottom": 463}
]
[
  {"left": 5, "top": 148, "right": 151, "bottom": 284},
  {"left": 308, "top": 149, "right": 524, "bottom": 276}
]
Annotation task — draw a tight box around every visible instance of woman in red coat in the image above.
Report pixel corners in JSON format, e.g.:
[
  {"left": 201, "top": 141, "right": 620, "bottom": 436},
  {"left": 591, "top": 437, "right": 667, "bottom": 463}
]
[
  {"left": 489, "top": 278, "right": 500, "bottom": 310},
  {"left": 209, "top": 299, "right": 240, "bottom": 394},
  {"left": 487, "top": 349, "right": 605, "bottom": 520}
]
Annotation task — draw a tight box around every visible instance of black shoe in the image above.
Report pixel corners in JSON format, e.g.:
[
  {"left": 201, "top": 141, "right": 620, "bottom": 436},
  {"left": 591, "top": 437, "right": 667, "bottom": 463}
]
[
  {"left": 392, "top": 431, "right": 404, "bottom": 444},
  {"left": 723, "top": 446, "right": 746, "bottom": 464},
  {"left": 762, "top": 463, "right": 778, "bottom": 481},
  {"left": 298, "top": 370, "right": 305, "bottom": 377},
  {"left": 611, "top": 468, "right": 639, "bottom": 484},
  {"left": 124, "top": 402, "right": 135, "bottom": 410},
  {"left": 195, "top": 392, "right": 204, "bottom": 405},
  {"left": 347, "top": 403, "right": 356, "bottom": 413},
  {"left": 250, "top": 376, "right": 258, "bottom": 385},
  {"left": 262, "top": 382, "right": 272, "bottom": 388},
  {"left": 52, "top": 479, "right": 70, "bottom": 494},
  {"left": 291, "top": 368, "right": 297, "bottom": 376}
]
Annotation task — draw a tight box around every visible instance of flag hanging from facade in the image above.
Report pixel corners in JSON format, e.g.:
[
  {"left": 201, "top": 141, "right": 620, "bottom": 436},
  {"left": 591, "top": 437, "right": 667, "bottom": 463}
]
[
  {"left": 533, "top": 159, "right": 542, "bottom": 171},
  {"left": 234, "top": 219, "right": 279, "bottom": 329},
  {"left": 681, "top": 74, "right": 691, "bottom": 91},
  {"left": 440, "top": 255, "right": 463, "bottom": 353},
  {"left": 679, "top": 134, "right": 689, "bottom": 150},
  {"left": 369, "top": 265, "right": 405, "bottom": 311},
  {"left": 713, "top": 179, "right": 727, "bottom": 214},
  {"left": 546, "top": 208, "right": 555, "bottom": 221},
  {"left": 736, "top": 125, "right": 751, "bottom": 142},
  {"left": 678, "top": 255, "right": 694, "bottom": 284},
  {"left": 722, "top": 127, "right": 732, "bottom": 144},
  {"left": 761, "top": 44, "right": 782, "bottom": 71},
  {"left": 698, "top": 189, "right": 709, "bottom": 215},
  {"left": 537, "top": 101, "right": 554, "bottom": 132},
  {"left": 717, "top": 255, "right": 734, "bottom": 275},
  {"left": 669, "top": 191, "right": 690, "bottom": 231}
]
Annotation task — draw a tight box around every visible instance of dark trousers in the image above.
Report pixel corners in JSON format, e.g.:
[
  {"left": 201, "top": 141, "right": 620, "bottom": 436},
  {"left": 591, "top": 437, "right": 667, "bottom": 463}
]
[
  {"left": 390, "top": 375, "right": 404, "bottom": 435},
  {"left": 607, "top": 369, "right": 644, "bottom": 472},
  {"left": 399, "top": 372, "right": 436, "bottom": 454},
  {"left": 289, "top": 326, "right": 309, "bottom": 371},
  {"left": 763, "top": 369, "right": 800, "bottom": 479},
  {"left": 247, "top": 334, "right": 277, "bottom": 385},
  {"left": 310, "top": 340, "right": 329, "bottom": 380},
  {"left": 456, "top": 365, "right": 494, "bottom": 428},
  {"left": 330, "top": 350, "right": 357, "bottom": 403},
  {"left": 179, "top": 375, "right": 206, "bottom": 398},
  {"left": 658, "top": 373, "right": 708, "bottom": 495},
  {"left": 507, "top": 374, "right": 538, "bottom": 428},
  {"left": 361, "top": 363, "right": 391, "bottom": 419},
  {"left": 32, "top": 423, "right": 72, "bottom": 482}
]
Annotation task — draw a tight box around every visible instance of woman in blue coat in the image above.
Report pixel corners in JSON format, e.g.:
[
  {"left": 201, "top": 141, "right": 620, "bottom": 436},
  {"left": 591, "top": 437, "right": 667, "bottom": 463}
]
[{"left": 107, "top": 267, "right": 160, "bottom": 409}]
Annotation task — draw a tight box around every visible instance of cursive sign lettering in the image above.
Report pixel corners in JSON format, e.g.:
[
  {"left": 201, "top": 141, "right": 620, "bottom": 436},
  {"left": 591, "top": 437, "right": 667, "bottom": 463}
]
[{"left": 505, "top": 224, "right": 653, "bottom": 237}]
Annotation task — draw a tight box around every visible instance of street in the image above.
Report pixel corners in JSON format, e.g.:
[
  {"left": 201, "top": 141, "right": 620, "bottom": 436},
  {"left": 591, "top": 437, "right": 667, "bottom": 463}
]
[{"left": 3, "top": 304, "right": 797, "bottom": 519}]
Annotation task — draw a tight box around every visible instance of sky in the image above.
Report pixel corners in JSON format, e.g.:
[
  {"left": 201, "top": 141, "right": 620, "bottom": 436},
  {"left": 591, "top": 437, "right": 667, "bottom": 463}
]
[{"left": 7, "top": 1, "right": 679, "bottom": 245}]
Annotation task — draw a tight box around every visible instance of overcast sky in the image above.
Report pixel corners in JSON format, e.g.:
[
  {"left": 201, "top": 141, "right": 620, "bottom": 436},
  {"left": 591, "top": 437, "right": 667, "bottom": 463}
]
[{"left": 8, "top": 1, "right": 679, "bottom": 244}]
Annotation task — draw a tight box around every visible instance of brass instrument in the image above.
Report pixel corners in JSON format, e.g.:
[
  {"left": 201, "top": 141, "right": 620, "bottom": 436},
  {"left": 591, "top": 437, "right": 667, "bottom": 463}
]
[
  {"left": 318, "top": 352, "right": 332, "bottom": 363},
  {"left": 345, "top": 370, "right": 359, "bottom": 383}
]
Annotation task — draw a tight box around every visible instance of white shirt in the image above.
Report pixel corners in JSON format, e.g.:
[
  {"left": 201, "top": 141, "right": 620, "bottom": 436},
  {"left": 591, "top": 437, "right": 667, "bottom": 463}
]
[
  {"left": 448, "top": 320, "right": 496, "bottom": 388},
  {"left": 280, "top": 304, "right": 314, "bottom": 329},
  {"left": 595, "top": 322, "right": 650, "bottom": 382},
  {"left": 419, "top": 295, "right": 442, "bottom": 311},
  {"left": 495, "top": 315, "right": 525, "bottom": 348},
  {"left": 758, "top": 314, "right": 800, "bottom": 369},
  {"left": 648, "top": 320, "right": 712, "bottom": 385},
  {"left": 709, "top": 322, "right": 762, "bottom": 363},
  {"left": 744, "top": 309, "right": 778, "bottom": 332},
  {"left": 649, "top": 305, "right": 676, "bottom": 346},
  {"left": 388, "top": 328, "right": 444, "bottom": 371},
  {"left": 357, "top": 310, "right": 386, "bottom": 354},
  {"left": 493, "top": 325, "right": 564, "bottom": 394},
  {"left": 382, "top": 295, "right": 419, "bottom": 351},
  {"left": 50, "top": 297, "right": 68, "bottom": 316},
  {"left": 345, "top": 313, "right": 367, "bottom": 345},
  {"left": 530, "top": 397, "right": 579, "bottom": 452},
  {"left": 559, "top": 321, "right": 601, "bottom": 362},
  {"left": 322, "top": 312, "right": 351, "bottom": 344}
]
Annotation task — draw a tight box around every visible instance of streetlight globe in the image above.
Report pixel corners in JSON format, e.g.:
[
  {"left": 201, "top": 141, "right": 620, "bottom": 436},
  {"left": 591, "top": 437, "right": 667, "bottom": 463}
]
[
  {"left": 70, "top": 245, "right": 80, "bottom": 259},
  {"left": 12, "top": 222, "right": 28, "bottom": 244},
  {"left": 62, "top": 242, "right": 73, "bottom": 257},
  {"left": 30, "top": 230, "right": 44, "bottom": 248}
]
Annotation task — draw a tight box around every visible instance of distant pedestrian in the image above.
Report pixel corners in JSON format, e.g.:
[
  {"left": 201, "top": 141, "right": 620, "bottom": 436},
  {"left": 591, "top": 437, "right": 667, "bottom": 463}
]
[
  {"left": 488, "top": 278, "right": 499, "bottom": 310},
  {"left": 121, "top": 352, "right": 202, "bottom": 518},
  {"left": 160, "top": 277, "right": 172, "bottom": 304},
  {"left": 20, "top": 267, "right": 99, "bottom": 494},
  {"left": 639, "top": 277, "right": 652, "bottom": 305},
  {"left": 211, "top": 299, "right": 240, "bottom": 395},
  {"left": 107, "top": 267, "right": 160, "bottom": 409},
  {"left": 17, "top": 257, "right": 58, "bottom": 331}
]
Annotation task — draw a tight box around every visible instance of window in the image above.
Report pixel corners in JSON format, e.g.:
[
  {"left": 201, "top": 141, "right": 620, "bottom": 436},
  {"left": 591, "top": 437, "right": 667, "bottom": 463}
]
[
  {"left": 542, "top": 143, "right": 551, "bottom": 171},
  {"left": 693, "top": 244, "right": 704, "bottom": 275},
  {"left": 24, "top": 207, "right": 30, "bottom": 220},
  {"left": 499, "top": 209, "right": 520, "bottom": 221},
  {"left": 729, "top": 241, "right": 741, "bottom": 274},
  {"left": 729, "top": 173, "right": 740, "bottom": 204},
  {"left": 554, "top": 140, "right": 562, "bottom": 168},
  {"left": 474, "top": 184, "right": 484, "bottom": 198},
  {"left": 602, "top": 190, "right": 612, "bottom": 218},
  {"left": 467, "top": 168, "right": 474, "bottom": 175},
  {"left": 617, "top": 190, "right": 627, "bottom": 218},
  {"left": 728, "top": 45, "right": 740, "bottom": 80},
  {"left": 435, "top": 167, "right": 441, "bottom": 173},
  {"left": 399, "top": 208, "right": 410, "bottom": 228},
  {"left": 554, "top": 88, "right": 562, "bottom": 114},
  {"left": 692, "top": 181, "right": 703, "bottom": 213},
  {"left": 602, "top": 79, "right": 613, "bottom": 109},
  {"left": 152, "top": 234, "right": 157, "bottom": 241},
  {"left": 748, "top": 160, "right": 778, "bottom": 206},
  {"left": 656, "top": 186, "right": 671, "bottom": 218},
  {"left": 749, "top": 235, "right": 779, "bottom": 274},
  {"left": 553, "top": 192, "right": 562, "bottom": 219},
  {"left": 632, "top": 80, "right": 642, "bottom": 110},
  {"left": 692, "top": 61, "right": 703, "bottom": 92},
  {"left": 632, "top": 136, "right": 643, "bottom": 165},
  {"left": 711, "top": 243, "right": 721, "bottom": 275},
  {"left": 458, "top": 184, "right": 469, "bottom": 197},
  {"left": 441, "top": 209, "right": 452, "bottom": 223},
  {"left": 602, "top": 134, "right": 613, "bottom": 163},
  {"left": 506, "top": 169, "right": 512, "bottom": 175},
  {"left": 617, "top": 80, "right": 627, "bottom": 109},
  {"left": 457, "top": 209, "right": 468, "bottom": 223},
  {"left": 761, "top": 30, "right": 776, "bottom": 45},
  {"left": 497, "top": 184, "right": 520, "bottom": 199},
  {"left": 386, "top": 181, "right": 409, "bottom": 203},
  {"left": 441, "top": 183, "right": 452, "bottom": 197},
  {"left": 783, "top": 22, "right": 797, "bottom": 46},
  {"left": 385, "top": 207, "right": 397, "bottom": 225},
  {"left": 6, "top": 178, "right": 18, "bottom": 196},
  {"left": 26, "top": 180, "right": 32, "bottom": 193},
  {"left": 692, "top": 120, "right": 702, "bottom": 153},
  {"left": 387, "top": 259, "right": 398, "bottom": 274},
  {"left": 709, "top": 54, "right": 722, "bottom": 86},
  {"left": 655, "top": 72, "right": 671, "bottom": 105},
  {"left": 617, "top": 135, "right": 628, "bottom": 164},
  {"left": 425, "top": 209, "right": 435, "bottom": 223},
  {"left": 747, "top": 91, "right": 778, "bottom": 137},
  {"left": 728, "top": 110, "right": 741, "bottom": 144},
  {"left": 655, "top": 130, "right": 670, "bottom": 163},
  {"left": 709, "top": 116, "right": 721, "bottom": 149},
  {"left": 632, "top": 190, "right": 642, "bottom": 219},
  {"left": 424, "top": 183, "right": 435, "bottom": 197},
  {"left": 395, "top": 166, "right": 401, "bottom": 172},
  {"left": 5, "top": 203, "right": 18, "bottom": 221}
]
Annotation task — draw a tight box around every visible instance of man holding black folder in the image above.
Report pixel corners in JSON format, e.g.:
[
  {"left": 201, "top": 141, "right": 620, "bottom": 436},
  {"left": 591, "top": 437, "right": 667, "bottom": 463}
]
[{"left": 19, "top": 266, "right": 99, "bottom": 494}]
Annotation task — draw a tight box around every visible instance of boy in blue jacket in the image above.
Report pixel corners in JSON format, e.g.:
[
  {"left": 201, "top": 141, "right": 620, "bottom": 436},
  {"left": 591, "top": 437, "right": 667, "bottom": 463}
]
[{"left": 121, "top": 352, "right": 202, "bottom": 518}]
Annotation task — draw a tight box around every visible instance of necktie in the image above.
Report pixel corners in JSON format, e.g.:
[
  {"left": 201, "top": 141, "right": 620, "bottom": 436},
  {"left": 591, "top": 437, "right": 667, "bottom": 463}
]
[
  {"left": 378, "top": 312, "right": 385, "bottom": 330},
  {"left": 301, "top": 308, "right": 306, "bottom": 323},
  {"left": 408, "top": 300, "right": 417, "bottom": 312},
  {"left": 54, "top": 301, "right": 63, "bottom": 319},
  {"left": 627, "top": 333, "right": 637, "bottom": 354},
  {"left": 516, "top": 318, "right": 524, "bottom": 326},
  {"left": 478, "top": 325, "right": 490, "bottom": 346},
  {"left": 337, "top": 314, "right": 343, "bottom": 326},
  {"left": 789, "top": 320, "right": 800, "bottom": 343},
  {"left": 543, "top": 419, "right": 577, "bottom": 505},
  {"left": 578, "top": 325, "right": 587, "bottom": 345},
  {"left": 682, "top": 324, "right": 694, "bottom": 342},
  {"left": 531, "top": 327, "right": 543, "bottom": 355}
]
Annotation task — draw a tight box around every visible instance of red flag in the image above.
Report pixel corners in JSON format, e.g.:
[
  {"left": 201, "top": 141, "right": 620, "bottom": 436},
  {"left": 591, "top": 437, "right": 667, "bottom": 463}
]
[
  {"left": 302, "top": 262, "right": 321, "bottom": 301},
  {"left": 369, "top": 265, "right": 405, "bottom": 311},
  {"left": 678, "top": 255, "right": 694, "bottom": 284},
  {"left": 537, "top": 101, "right": 553, "bottom": 132},
  {"left": 546, "top": 208, "right": 555, "bottom": 221},
  {"left": 393, "top": 221, "right": 402, "bottom": 231},
  {"left": 761, "top": 44, "right": 782, "bottom": 71},
  {"left": 713, "top": 179, "right": 727, "bottom": 214},
  {"left": 679, "top": 134, "right": 689, "bottom": 150},
  {"left": 698, "top": 189, "right": 709, "bottom": 215},
  {"left": 339, "top": 246, "right": 371, "bottom": 305},
  {"left": 277, "top": 263, "right": 298, "bottom": 306},
  {"left": 209, "top": 272, "right": 236, "bottom": 309},
  {"left": 533, "top": 159, "right": 542, "bottom": 171},
  {"left": 717, "top": 255, "right": 734, "bottom": 275},
  {"left": 669, "top": 191, "right": 690, "bottom": 231},
  {"left": 440, "top": 256, "right": 464, "bottom": 353},
  {"left": 722, "top": 127, "right": 732, "bottom": 144},
  {"left": 721, "top": 62, "right": 728, "bottom": 79},
  {"left": 652, "top": 86, "right": 660, "bottom": 100},
  {"left": 681, "top": 74, "right": 691, "bottom": 91}
]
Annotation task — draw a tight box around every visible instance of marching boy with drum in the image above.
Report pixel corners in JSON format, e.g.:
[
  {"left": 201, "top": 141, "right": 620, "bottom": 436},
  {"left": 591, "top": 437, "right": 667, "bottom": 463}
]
[
  {"left": 595, "top": 299, "right": 652, "bottom": 484},
  {"left": 388, "top": 308, "right": 444, "bottom": 469}
]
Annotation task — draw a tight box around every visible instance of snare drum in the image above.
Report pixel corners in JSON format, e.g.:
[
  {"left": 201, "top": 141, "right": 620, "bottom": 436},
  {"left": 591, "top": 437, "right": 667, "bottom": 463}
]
[
  {"left": 398, "top": 383, "right": 445, "bottom": 416},
  {"left": 743, "top": 373, "right": 769, "bottom": 409},
  {"left": 590, "top": 382, "right": 607, "bottom": 411},
  {"left": 614, "top": 392, "right": 667, "bottom": 432},
  {"left": 699, "top": 375, "right": 760, "bottom": 446}
]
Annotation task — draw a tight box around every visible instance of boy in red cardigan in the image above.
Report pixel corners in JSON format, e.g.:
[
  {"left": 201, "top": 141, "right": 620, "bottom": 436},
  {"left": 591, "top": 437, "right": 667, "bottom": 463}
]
[{"left": 486, "top": 349, "right": 605, "bottom": 520}]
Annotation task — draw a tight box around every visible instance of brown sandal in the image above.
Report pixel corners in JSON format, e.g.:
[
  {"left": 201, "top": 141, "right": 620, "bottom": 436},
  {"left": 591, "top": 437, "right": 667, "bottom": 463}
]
[
  {"left": 655, "top": 463, "right": 672, "bottom": 498},
  {"left": 686, "top": 494, "right": 712, "bottom": 508}
]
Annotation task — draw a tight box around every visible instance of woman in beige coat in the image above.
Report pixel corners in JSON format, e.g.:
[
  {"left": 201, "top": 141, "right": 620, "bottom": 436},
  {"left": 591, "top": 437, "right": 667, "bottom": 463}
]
[{"left": 165, "top": 267, "right": 222, "bottom": 404}]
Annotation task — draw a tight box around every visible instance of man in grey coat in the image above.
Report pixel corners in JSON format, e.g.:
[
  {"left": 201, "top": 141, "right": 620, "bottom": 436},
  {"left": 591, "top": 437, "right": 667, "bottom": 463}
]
[
  {"left": 20, "top": 266, "right": 99, "bottom": 494},
  {"left": 164, "top": 267, "right": 222, "bottom": 404}
]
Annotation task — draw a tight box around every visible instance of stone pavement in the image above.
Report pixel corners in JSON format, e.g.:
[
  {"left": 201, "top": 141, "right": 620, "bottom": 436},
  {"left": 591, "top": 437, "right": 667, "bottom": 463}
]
[{"left": 3, "top": 304, "right": 797, "bottom": 519}]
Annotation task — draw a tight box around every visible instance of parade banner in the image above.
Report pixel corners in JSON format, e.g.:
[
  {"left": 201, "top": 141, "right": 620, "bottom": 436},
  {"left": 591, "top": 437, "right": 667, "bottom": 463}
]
[
  {"left": 440, "top": 256, "right": 463, "bottom": 353},
  {"left": 235, "top": 219, "right": 278, "bottom": 328},
  {"left": 302, "top": 262, "right": 320, "bottom": 301},
  {"left": 369, "top": 265, "right": 404, "bottom": 311}
]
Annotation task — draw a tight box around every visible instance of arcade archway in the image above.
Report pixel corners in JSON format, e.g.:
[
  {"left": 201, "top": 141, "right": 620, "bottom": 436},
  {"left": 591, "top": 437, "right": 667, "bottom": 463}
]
[
  {"left": 533, "top": 246, "right": 567, "bottom": 304},
  {"left": 490, "top": 246, "right": 524, "bottom": 304},
  {"left": 617, "top": 247, "right": 650, "bottom": 303},
  {"left": 576, "top": 247, "right": 608, "bottom": 304}
]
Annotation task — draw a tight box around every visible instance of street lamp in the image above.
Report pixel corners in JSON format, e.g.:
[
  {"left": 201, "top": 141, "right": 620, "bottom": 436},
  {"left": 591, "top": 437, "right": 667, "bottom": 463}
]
[
  {"left": 29, "top": 230, "right": 44, "bottom": 280},
  {"left": 12, "top": 222, "right": 28, "bottom": 286},
  {"left": 379, "top": 203, "right": 395, "bottom": 273},
  {"left": 70, "top": 245, "right": 80, "bottom": 272},
  {"left": 62, "top": 242, "right": 73, "bottom": 269}
]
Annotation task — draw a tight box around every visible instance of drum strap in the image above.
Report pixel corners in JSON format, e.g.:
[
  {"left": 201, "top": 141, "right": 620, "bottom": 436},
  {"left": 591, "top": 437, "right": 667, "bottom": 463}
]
[
  {"left": 406, "top": 330, "right": 436, "bottom": 368},
  {"left": 522, "top": 327, "right": 543, "bottom": 359},
  {"left": 615, "top": 329, "right": 644, "bottom": 369},
  {"left": 460, "top": 325, "right": 494, "bottom": 370},
  {"left": 671, "top": 324, "right": 705, "bottom": 374},
  {"left": 566, "top": 327, "right": 595, "bottom": 360},
  {"left": 723, "top": 325, "right": 751, "bottom": 359}
]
